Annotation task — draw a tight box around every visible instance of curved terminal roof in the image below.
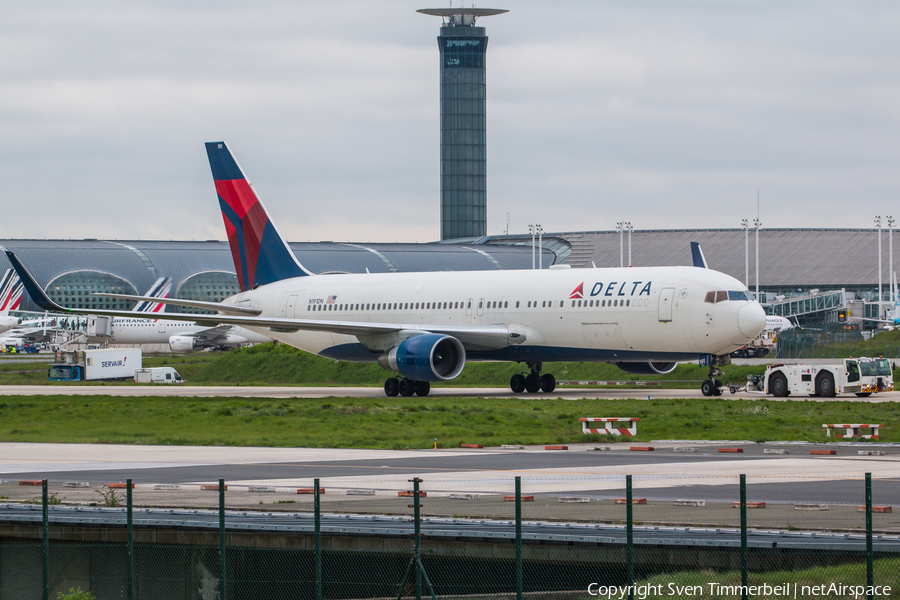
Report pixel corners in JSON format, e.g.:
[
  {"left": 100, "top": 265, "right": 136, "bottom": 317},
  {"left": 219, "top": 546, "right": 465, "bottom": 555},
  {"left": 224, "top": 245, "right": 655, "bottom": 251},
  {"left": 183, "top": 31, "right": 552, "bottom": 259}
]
[
  {"left": 0, "top": 239, "right": 552, "bottom": 312},
  {"left": 2, "top": 229, "right": 895, "bottom": 312},
  {"left": 552, "top": 228, "right": 898, "bottom": 289}
]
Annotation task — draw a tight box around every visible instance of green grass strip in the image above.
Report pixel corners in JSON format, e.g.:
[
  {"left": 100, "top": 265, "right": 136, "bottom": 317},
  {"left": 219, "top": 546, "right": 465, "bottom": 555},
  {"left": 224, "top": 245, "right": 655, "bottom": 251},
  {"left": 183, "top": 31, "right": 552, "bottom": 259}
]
[{"left": 0, "top": 395, "right": 897, "bottom": 448}]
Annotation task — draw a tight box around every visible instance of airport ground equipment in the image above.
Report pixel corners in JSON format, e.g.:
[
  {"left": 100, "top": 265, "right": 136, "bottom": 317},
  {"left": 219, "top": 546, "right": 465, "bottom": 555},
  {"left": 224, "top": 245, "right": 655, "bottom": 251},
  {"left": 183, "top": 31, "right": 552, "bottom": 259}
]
[
  {"left": 760, "top": 358, "right": 893, "bottom": 398},
  {"left": 48, "top": 348, "right": 142, "bottom": 381},
  {"left": 728, "top": 373, "right": 764, "bottom": 394},
  {"left": 133, "top": 366, "right": 183, "bottom": 384},
  {"left": 823, "top": 423, "right": 884, "bottom": 440},
  {"left": 580, "top": 417, "right": 639, "bottom": 437}
]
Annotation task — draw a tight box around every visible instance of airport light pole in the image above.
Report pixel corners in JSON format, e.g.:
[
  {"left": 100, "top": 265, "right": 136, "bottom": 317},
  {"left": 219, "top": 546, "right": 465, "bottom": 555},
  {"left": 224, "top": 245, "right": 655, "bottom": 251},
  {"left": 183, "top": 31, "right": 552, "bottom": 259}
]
[
  {"left": 529, "top": 224, "right": 535, "bottom": 270},
  {"left": 889, "top": 216, "right": 895, "bottom": 307},
  {"left": 741, "top": 219, "right": 749, "bottom": 289},
  {"left": 625, "top": 222, "right": 633, "bottom": 267},
  {"left": 875, "top": 216, "right": 882, "bottom": 303},
  {"left": 616, "top": 222, "right": 624, "bottom": 268},
  {"left": 536, "top": 225, "right": 544, "bottom": 269},
  {"left": 753, "top": 218, "right": 762, "bottom": 300}
]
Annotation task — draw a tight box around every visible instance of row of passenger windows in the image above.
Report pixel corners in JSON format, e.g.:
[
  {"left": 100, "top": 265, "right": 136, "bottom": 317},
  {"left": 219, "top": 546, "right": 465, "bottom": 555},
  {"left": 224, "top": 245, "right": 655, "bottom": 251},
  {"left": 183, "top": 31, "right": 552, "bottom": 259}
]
[{"left": 306, "top": 298, "right": 649, "bottom": 312}]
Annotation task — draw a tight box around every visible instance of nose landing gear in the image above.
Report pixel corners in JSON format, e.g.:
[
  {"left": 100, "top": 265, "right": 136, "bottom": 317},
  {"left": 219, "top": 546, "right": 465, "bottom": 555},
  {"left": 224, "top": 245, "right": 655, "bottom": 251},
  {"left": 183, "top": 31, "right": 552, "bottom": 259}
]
[
  {"left": 700, "top": 356, "right": 728, "bottom": 396},
  {"left": 510, "top": 362, "right": 556, "bottom": 394}
]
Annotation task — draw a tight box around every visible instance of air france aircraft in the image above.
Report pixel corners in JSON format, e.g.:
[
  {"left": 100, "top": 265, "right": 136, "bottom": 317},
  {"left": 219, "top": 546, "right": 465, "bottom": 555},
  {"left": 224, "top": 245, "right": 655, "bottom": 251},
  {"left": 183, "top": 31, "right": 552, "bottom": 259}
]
[
  {"left": 7, "top": 141, "right": 767, "bottom": 397},
  {"left": 98, "top": 277, "right": 271, "bottom": 351}
]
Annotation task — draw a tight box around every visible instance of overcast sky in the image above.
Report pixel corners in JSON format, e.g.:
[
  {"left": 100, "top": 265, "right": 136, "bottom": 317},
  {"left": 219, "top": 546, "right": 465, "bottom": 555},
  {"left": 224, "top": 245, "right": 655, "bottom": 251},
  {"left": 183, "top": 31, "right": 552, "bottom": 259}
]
[{"left": 2, "top": 1, "right": 898, "bottom": 243}]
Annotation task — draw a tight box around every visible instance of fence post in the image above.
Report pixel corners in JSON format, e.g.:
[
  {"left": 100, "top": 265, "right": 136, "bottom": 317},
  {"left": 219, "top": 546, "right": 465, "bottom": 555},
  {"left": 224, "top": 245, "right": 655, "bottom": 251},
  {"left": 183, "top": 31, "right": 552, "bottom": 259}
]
[
  {"left": 866, "top": 473, "right": 874, "bottom": 600},
  {"left": 219, "top": 478, "right": 226, "bottom": 600},
  {"left": 315, "top": 478, "right": 322, "bottom": 600},
  {"left": 740, "top": 474, "right": 748, "bottom": 600},
  {"left": 127, "top": 478, "right": 134, "bottom": 600},
  {"left": 626, "top": 475, "right": 633, "bottom": 600},
  {"left": 414, "top": 478, "right": 422, "bottom": 600},
  {"left": 515, "top": 476, "right": 522, "bottom": 600},
  {"left": 42, "top": 479, "right": 49, "bottom": 600}
]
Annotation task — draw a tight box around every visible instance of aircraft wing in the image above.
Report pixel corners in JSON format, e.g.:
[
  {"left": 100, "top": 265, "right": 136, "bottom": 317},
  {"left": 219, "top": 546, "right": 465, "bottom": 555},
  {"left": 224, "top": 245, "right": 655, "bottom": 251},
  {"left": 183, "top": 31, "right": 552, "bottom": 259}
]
[{"left": 6, "top": 251, "right": 520, "bottom": 350}]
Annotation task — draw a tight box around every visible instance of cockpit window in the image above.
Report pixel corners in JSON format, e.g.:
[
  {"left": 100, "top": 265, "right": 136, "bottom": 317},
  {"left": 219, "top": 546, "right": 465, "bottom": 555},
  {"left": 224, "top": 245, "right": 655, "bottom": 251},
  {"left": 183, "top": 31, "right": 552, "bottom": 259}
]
[{"left": 706, "top": 290, "right": 753, "bottom": 303}]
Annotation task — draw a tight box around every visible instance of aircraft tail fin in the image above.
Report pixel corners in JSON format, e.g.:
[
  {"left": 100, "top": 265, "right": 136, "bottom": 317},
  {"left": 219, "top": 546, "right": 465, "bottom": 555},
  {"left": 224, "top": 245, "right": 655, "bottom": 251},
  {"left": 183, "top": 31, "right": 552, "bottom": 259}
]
[
  {"left": 0, "top": 269, "right": 23, "bottom": 314},
  {"left": 690, "top": 242, "right": 708, "bottom": 269},
  {"left": 133, "top": 277, "right": 172, "bottom": 313},
  {"left": 205, "top": 141, "right": 311, "bottom": 292}
]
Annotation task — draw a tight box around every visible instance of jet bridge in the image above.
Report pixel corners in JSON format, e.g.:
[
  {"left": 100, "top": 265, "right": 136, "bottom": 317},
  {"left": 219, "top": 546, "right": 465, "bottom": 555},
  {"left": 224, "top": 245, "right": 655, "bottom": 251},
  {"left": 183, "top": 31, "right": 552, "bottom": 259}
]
[{"left": 766, "top": 290, "right": 847, "bottom": 321}]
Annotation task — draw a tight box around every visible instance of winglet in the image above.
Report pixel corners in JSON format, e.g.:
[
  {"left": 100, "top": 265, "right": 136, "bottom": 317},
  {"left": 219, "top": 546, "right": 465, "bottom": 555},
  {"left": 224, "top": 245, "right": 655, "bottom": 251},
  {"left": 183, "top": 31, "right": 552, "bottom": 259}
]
[
  {"left": 4, "top": 251, "right": 70, "bottom": 313},
  {"left": 690, "top": 242, "right": 708, "bottom": 269}
]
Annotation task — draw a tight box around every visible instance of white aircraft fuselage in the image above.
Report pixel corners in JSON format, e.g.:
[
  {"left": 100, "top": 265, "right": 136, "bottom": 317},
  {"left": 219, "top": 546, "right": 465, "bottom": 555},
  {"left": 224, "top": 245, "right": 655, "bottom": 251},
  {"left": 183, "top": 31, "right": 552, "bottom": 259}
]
[
  {"left": 223, "top": 265, "right": 764, "bottom": 364},
  {"left": 103, "top": 317, "right": 268, "bottom": 348}
]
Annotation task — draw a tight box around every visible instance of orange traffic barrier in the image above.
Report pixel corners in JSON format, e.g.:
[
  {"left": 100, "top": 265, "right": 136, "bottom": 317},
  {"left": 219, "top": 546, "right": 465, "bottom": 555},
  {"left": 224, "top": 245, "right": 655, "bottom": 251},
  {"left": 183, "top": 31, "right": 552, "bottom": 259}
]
[
  {"left": 545, "top": 445, "right": 568, "bottom": 450},
  {"left": 615, "top": 498, "right": 647, "bottom": 505},
  {"left": 398, "top": 491, "right": 428, "bottom": 498},
  {"left": 858, "top": 506, "right": 892, "bottom": 513},
  {"left": 630, "top": 446, "right": 654, "bottom": 451},
  {"left": 718, "top": 448, "right": 743, "bottom": 453},
  {"left": 461, "top": 443, "right": 483, "bottom": 448},
  {"left": 200, "top": 484, "right": 227, "bottom": 491},
  {"left": 108, "top": 483, "right": 135, "bottom": 489},
  {"left": 733, "top": 501, "right": 766, "bottom": 508},
  {"left": 504, "top": 495, "right": 534, "bottom": 502},
  {"left": 18, "top": 481, "right": 42, "bottom": 486},
  {"left": 811, "top": 450, "right": 837, "bottom": 455},
  {"left": 297, "top": 488, "right": 325, "bottom": 494}
]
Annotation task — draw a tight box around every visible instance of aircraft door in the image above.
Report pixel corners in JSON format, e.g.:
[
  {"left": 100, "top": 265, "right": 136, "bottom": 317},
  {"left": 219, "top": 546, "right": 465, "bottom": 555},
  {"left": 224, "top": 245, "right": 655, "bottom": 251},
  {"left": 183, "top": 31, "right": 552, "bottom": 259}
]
[
  {"left": 286, "top": 295, "right": 298, "bottom": 318},
  {"left": 158, "top": 320, "right": 166, "bottom": 333},
  {"left": 477, "top": 298, "right": 485, "bottom": 316},
  {"left": 465, "top": 298, "right": 473, "bottom": 316},
  {"left": 658, "top": 287, "right": 675, "bottom": 322}
]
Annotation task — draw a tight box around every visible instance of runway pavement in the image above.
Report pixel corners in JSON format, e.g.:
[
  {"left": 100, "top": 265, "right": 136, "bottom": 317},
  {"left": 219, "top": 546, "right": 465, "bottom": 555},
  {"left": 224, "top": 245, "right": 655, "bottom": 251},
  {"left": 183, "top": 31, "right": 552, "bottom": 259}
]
[
  {"left": 1, "top": 441, "right": 898, "bottom": 531},
  {"left": 1, "top": 384, "right": 899, "bottom": 401}
]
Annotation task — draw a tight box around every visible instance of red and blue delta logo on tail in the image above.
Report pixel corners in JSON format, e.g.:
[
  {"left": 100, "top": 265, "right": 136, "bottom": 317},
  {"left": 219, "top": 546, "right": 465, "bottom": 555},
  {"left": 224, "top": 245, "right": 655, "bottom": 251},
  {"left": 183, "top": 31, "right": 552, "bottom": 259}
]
[{"left": 206, "top": 142, "right": 310, "bottom": 292}]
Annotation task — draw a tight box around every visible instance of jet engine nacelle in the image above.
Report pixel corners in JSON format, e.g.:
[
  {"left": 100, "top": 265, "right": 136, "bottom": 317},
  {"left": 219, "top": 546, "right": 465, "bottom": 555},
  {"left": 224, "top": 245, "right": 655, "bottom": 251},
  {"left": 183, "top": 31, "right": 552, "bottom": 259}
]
[
  {"left": 614, "top": 361, "right": 678, "bottom": 376},
  {"left": 377, "top": 334, "right": 466, "bottom": 382},
  {"left": 169, "top": 335, "right": 196, "bottom": 352}
]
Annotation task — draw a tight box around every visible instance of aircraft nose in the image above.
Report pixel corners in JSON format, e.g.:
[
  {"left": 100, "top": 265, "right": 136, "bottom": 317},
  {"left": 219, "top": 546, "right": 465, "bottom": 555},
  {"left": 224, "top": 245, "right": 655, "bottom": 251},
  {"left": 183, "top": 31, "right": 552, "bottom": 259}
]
[{"left": 738, "top": 303, "right": 767, "bottom": 338}]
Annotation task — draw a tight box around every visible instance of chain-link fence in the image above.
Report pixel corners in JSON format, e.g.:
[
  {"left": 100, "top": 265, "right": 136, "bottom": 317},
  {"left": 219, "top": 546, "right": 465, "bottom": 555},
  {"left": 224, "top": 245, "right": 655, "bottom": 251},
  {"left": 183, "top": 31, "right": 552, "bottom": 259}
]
[{"left": 1, "top": 473, "right": 898, "bottom": 600}]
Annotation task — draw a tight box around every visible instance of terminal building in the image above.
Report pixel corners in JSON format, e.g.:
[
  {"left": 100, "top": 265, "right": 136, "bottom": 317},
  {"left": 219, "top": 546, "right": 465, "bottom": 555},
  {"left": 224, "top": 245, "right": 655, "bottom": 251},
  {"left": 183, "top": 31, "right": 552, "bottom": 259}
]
[{"left": 1, "top": 227, "right": 896, "bottom": 327}]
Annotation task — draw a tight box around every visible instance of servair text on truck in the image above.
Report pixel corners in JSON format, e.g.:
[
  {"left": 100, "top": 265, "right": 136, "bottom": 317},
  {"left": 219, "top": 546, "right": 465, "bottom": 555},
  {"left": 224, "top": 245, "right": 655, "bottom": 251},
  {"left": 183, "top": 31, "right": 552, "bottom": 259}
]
[
  {"left": 753, "top": 358, "right": 893, "bottom": 398},
  {"left": 48, "top": 348, "right": 142, "bottom": 382}
]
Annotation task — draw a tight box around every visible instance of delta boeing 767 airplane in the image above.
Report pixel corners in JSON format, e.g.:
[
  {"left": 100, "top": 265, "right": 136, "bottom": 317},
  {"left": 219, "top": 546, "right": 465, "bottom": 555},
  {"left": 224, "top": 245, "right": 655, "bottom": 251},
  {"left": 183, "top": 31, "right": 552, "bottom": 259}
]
[{"left": 7, "top": 141, "right": 766, "bottom": 397}]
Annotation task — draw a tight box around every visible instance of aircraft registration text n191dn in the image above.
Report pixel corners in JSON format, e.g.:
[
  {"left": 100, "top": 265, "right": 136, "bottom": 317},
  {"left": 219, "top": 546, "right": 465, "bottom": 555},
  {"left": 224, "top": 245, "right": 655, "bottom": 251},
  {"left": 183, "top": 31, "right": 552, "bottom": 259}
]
[{"left": 6, "top": 141, "right": 767, "bottom": 397}]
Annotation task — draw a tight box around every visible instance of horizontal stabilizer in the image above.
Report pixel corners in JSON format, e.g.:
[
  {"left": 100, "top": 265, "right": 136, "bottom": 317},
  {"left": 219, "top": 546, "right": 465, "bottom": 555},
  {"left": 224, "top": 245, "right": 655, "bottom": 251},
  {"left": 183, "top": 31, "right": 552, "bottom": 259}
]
[{"left": 93, "top": 293, "right": 261, "bottom": 316}]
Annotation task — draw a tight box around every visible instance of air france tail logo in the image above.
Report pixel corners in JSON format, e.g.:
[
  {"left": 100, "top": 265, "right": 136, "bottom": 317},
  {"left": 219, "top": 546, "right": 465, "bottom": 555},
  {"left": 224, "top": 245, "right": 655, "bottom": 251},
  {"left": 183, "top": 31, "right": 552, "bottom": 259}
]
[{"left": 569, "top": 283, "right": 584, "bottom": 299}]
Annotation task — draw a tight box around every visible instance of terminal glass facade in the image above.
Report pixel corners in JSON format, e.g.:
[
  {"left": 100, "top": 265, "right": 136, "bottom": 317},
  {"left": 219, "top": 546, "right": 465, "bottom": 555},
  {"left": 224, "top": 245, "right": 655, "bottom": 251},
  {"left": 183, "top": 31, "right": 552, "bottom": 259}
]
[
  {"left": 176, "top": 271, "right": 240, "bottom": 314},
  {"left": 438, "top": 25, "right": 488, "bottom": 240},
  {"left": 45, "top": 271, "right": 137, "bottom": 311}
]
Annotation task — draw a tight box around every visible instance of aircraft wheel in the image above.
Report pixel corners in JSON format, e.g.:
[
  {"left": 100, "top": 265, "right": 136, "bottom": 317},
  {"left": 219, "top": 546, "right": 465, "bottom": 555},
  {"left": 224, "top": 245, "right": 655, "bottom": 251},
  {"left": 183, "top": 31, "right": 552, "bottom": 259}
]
[
  {"left": 729, "top": 385, "right": 737, "bottom": 394},
  {"left": 815, "top": 372, "right": 836, "bottom": 398},
  {"left": 415, "top": 381, "right": 431, "bottom": 397},
  {"left": 399, "top": 378, "right": 416, "bottom": 397},
  {"left": 524, "top": 373, "right": 541, "bottom": 393},
  {"left": 701, "top": 380, "right": 714, "bottom": 397},
  {"left": 769, "top": 373, "right": 789, "bottom": 397},
  {"left": 540, "top": 373, "right": 556, "bottom": 393},
  {"left": 384, "top": 378, "right": 399, "bottom": 397},
  {"left": 510, "top": 374, "right": 526, "bottom": 394}
]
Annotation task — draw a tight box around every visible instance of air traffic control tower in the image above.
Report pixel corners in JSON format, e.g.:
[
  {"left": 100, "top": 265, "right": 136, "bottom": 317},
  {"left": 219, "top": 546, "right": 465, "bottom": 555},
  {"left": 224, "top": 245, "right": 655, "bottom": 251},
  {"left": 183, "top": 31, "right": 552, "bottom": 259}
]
[{"left": 418, "top": 7, "right": 508, "bottom": 240}]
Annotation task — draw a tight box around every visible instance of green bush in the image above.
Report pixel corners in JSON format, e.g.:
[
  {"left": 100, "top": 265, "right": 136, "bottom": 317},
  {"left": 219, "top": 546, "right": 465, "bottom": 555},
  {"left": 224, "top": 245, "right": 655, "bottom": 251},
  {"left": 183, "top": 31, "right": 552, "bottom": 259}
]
[{"left": 57, "top": 588, "right": 96, "bottom": 600}]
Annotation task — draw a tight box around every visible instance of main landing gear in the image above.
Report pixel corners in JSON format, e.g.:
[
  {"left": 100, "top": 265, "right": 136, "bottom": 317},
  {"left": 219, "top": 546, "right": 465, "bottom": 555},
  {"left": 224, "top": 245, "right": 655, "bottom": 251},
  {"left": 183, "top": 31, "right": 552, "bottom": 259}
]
[
  {"left": 384, "top": 377, "right": 431, "bottom": 397},
  {"left": 510, "top": 362, "right": 556, "bottom": 394}
]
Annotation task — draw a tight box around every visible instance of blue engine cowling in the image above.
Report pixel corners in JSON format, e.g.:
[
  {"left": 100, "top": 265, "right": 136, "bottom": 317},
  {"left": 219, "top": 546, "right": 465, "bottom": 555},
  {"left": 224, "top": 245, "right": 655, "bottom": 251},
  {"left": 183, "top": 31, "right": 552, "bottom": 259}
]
[
  {"left": 378, "top": 334, "right": 466, "bottom": 382},
  {"left": 614, "top": 361, "right": 678, "bottom": 376}
]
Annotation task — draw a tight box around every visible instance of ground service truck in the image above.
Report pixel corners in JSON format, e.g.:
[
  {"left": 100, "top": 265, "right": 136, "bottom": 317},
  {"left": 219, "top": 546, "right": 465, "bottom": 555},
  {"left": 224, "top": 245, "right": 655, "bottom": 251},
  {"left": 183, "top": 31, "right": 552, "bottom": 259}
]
[
  {"left": 48, "top": 348, "right": 142, "bottom": 381},
  {"left": 737, "top": 357, "right": 894, "bottom": 397}
]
